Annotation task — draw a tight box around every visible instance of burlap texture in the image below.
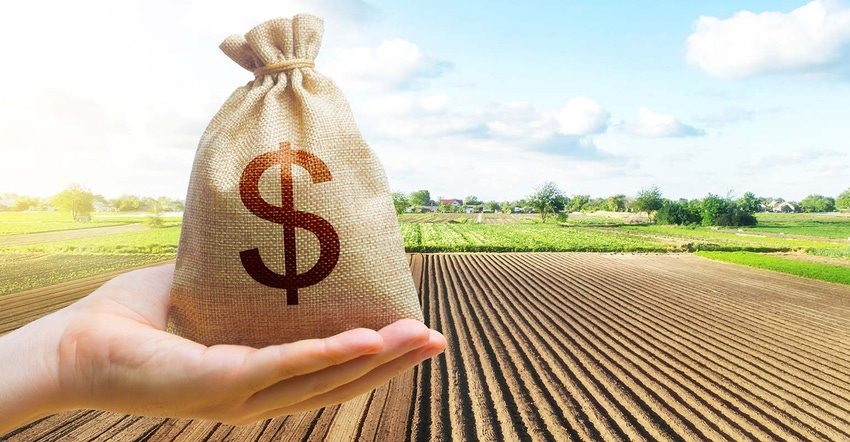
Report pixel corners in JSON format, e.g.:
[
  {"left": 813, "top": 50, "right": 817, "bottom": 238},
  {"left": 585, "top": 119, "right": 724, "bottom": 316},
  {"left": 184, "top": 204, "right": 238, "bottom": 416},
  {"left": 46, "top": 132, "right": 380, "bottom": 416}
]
[{"left": 167, "top": 14, "right": 423, "bottom": 348}]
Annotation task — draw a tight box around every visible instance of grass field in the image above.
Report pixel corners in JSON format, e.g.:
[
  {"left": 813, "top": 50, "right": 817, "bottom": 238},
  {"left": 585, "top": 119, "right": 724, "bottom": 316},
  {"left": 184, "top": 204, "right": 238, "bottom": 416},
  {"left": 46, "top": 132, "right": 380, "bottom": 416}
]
[
  {"left": 0, "top": 211, "right": 182, "bottom": 236},
  {"left": 0, "top": 212, "right": 127, "bottom": 235},
  {"left": 1, "top": 226, "right": 181, "bottom": 254},
  {"left": 401, "top": 222, "right": 669, "bottom": 252},
  {"left": 694, "top": 251, "right": 850, "bottom": 285},
  {"left": 1, "top": 211, "right": 849, "bottom": 294},
  {"left": 744, "top": 212, "right": 850, "bottom": 239},
  {"left": 618, "top": 224, "right": 845, "bottom": 252}
]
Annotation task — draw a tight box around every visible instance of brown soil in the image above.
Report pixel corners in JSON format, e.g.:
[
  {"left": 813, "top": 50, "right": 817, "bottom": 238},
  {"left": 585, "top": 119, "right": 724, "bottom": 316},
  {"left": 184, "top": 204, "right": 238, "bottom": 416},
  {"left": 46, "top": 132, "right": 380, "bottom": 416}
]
[{"left": 3, "top": 253, "right": 850, "bottom": 441}]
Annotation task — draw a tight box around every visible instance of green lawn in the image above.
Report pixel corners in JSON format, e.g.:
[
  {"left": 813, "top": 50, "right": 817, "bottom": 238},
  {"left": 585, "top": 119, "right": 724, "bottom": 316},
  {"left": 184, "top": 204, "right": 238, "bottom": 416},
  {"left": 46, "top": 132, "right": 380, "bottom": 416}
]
[
  {"left": 695, "top": 251, "right": 850, "bottom": 286},
  {"left": 744, "top": 212, "right": 850, "bottom": 239}
]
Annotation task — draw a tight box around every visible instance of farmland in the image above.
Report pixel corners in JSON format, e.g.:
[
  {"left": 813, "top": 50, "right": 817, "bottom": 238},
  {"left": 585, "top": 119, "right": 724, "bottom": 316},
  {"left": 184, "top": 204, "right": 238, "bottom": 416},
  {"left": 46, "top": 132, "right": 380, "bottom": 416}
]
[
  {"left": 4, "top": 253, "right": 850, "bottom": 441},
  {"left": 400, "top": 223, "right": 669, "bottom": 253},
  {"left": 1, "top": 211, "right": 849, "bottom": 297},
  {"left": 0, "top": 212, "right": 128, "bottom": 235},
  {"left": 0, "top": 221, "right": 179, "bottom": 295}
]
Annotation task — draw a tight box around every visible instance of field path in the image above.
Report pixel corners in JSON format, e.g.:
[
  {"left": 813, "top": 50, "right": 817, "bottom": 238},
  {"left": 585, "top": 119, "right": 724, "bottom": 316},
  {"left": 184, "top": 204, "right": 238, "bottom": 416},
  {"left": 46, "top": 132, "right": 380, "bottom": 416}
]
[
  {"left": 0, "top": 224, "right": 148, "bottom": 247},
  {"left": 3, "top": 253, "right": 850, "bottom": 441}
]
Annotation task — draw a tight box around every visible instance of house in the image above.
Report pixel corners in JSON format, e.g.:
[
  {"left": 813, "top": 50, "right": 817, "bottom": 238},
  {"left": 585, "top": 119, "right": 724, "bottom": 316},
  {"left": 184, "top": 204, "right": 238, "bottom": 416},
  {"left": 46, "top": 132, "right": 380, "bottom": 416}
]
[
  {"left": 0, "top": 194, "right": 15, "bottom": 209},
  {"left": 773, "top": 202, "right": 796, "bottom": 213},
  {"left": 93, "top": 201, "right": 116, "bottom": 212},
  {"left": 439, "top": 198, "right": 463, "bottom": 207}
]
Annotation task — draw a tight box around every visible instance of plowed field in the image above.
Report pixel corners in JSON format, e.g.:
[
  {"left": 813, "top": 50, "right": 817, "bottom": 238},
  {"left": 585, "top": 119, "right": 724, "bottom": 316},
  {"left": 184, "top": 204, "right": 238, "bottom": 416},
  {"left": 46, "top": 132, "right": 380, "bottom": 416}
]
[{"left": 3, "top": 253, "right": 850, "bottom": 441}]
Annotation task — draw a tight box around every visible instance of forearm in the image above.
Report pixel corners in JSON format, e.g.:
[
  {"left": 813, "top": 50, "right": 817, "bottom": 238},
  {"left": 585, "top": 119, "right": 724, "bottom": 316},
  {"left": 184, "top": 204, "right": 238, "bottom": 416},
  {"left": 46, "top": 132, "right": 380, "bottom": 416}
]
[{"left": 0, "top": 315, "right": 66, "bottom": 435}]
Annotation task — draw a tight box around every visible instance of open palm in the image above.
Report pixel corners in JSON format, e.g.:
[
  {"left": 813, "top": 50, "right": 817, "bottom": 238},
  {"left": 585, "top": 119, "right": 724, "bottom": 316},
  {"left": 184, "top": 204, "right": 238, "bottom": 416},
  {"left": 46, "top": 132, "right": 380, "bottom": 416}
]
[{"left": 48, "top": 264, "right": 445, "bottom": 425}]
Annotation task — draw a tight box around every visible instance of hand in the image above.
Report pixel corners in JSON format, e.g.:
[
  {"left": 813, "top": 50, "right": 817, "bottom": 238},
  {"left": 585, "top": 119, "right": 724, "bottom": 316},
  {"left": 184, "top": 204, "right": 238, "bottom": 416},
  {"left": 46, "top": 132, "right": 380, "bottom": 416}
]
[{"left": 0, "top": 264, "right": 445, "bottom": 433}]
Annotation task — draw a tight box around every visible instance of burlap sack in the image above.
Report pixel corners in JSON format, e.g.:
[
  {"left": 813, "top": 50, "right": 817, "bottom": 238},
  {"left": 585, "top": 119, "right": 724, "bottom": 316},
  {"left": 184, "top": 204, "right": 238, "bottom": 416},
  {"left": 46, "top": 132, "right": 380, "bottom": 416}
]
[{"left": 167, "top": 14, "right": 423, "bottom": 348}]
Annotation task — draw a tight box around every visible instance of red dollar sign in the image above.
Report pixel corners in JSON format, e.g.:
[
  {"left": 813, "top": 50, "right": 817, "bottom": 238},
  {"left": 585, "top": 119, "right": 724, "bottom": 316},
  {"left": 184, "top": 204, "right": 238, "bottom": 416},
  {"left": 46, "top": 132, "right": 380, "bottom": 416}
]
[{"left": 239, "top": 142, "right": 340, "bottom": 305}]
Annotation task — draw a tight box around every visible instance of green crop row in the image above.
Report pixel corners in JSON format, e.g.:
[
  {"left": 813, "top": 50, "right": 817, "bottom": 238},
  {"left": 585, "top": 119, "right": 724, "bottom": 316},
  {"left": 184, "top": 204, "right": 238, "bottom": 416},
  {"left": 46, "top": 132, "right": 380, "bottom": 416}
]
[
  {"left": 0, "top": 212, "right": 183, "bottom": 236},
  {"left": 618, "top": 225, "right": 843, "bottom": 252},
  {"left": 694, "top": 251, "right": 850, "bottom": 286},
  {"left": 0, "top": 253, "right": 172, "bottom": 295},
  {"left": 750, "top": 213, "right": 850, "bottom": 239},
  {"left": 1, "top": 226, "right": 182, "bottom": 254},
  {"left": 808, "top": 247, "right": 850, "bottom": 260},
  {"left": 401, "top": 223, "right": 669, "bottom": 252}
]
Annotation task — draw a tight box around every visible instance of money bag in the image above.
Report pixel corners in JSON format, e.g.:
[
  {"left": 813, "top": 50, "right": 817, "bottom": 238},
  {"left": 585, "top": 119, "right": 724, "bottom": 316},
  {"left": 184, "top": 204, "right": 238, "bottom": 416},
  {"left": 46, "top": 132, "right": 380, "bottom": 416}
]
[{"left": 167, "top": 14, "right": 423, "bottom": 347}]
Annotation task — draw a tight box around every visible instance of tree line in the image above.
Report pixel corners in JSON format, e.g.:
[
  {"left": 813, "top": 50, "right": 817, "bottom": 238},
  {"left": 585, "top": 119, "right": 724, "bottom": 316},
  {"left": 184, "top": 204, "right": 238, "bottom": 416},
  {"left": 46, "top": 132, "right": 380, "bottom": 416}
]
[
  {"left": 1, "top": 184, "right": 185, "bottom": 219},
  {"left": 395, "top": 184, "right": 850, "bottom": 227}
]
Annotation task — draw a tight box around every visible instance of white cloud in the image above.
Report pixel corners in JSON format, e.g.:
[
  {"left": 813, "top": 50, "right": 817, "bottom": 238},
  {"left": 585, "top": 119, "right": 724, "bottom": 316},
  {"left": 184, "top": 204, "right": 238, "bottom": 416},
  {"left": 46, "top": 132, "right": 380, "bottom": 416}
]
[
  {"left": 686, "top": 0, "right": 850, "bottom": 78},
  {"left": 418, "top": 94, "right": 450, "bottom": 113},
  {"left": 353, "top": 97, "right": 616, "bottom": 162},
  {"left": 750, "top": 150, "right": 844, "bottom": 167},
  {"left": 555, "top": 97, "right": 610, "bottom": 135},
  {"left": 694, "top": 107, "right": 755, "bottom": 127},
  {"left": 324, "top": 38, "right": 451, "bottom": 90},
  {"left": 816, "top": 158, "right": 849, "bottom": 177},
  {"left": 628, "top": 107, "right": 705, "bottom": 138}
]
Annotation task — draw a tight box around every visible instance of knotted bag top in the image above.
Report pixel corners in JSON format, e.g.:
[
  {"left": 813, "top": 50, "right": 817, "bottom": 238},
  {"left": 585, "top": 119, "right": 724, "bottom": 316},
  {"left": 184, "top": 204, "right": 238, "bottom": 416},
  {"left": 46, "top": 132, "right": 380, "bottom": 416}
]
[{"left": 219, "top": 14, "right": 323, "bottom": 78}]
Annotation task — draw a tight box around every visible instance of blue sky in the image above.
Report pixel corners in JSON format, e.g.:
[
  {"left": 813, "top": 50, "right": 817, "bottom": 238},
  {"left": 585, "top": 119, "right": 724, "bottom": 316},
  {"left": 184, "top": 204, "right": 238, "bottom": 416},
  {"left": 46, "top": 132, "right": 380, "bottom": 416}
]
[{"left": 1, "top": 0, "right": 848, "bottom": 203}]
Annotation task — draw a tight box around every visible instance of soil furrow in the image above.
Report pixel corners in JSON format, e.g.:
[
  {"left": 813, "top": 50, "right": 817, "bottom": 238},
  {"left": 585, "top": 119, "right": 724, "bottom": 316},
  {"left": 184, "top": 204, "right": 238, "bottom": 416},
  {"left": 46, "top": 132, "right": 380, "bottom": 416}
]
[
  {"left": 471, "top": 254, "right": 654, "bottom": 441},
  {"left": 570, "top": 255, "right": 850, "bottom": 429},
  {"left": 511, "top": 253, "right": 786, "bottom": 440},
  {"left": 541, "top": 254, "right": 847, "bottom": 440},
  {"left": 495, "top": 253, "right": 759, "bottom": 441},
  {"left": 445, "top": 255, "right": 560, "bottom": 441},
  {"left": 437, "top": 254, "right": 519, "bottom": 441}
]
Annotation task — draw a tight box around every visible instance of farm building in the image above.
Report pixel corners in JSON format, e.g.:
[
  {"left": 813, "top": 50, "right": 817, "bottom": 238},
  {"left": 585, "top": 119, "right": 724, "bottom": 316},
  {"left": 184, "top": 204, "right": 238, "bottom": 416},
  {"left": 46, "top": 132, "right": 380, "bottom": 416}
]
[
  {"left": 439, "top": 198, "right": 463, "bottom": 207},
  {"left": 773, "top": 202, "right": 796, "bottom": 213}
]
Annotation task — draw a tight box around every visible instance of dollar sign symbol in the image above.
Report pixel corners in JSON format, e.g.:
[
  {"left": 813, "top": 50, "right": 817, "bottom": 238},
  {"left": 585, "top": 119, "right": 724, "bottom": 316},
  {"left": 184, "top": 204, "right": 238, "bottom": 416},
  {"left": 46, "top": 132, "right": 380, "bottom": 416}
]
[{"left": 239, "top": 142, "right": 340, "bottom": 305}]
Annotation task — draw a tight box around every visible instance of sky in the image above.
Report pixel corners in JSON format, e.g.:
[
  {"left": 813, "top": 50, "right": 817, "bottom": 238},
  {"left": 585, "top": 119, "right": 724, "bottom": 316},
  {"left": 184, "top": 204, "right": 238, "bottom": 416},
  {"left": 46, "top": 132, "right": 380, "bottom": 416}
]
[{"left": 0, "top": 0, "right": 848, "bottom": 203}]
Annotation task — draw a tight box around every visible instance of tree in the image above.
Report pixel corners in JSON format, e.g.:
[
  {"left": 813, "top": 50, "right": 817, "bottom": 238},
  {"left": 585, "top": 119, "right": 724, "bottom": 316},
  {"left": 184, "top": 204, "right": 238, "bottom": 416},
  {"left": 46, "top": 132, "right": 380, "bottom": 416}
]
[
  {"left": 13, "top": 196, "right": 34, "bottom": 212},
  {"left": 112, "top": 194, "right": 142, "bottom": 212},
  {"left": 500, "top": 201, "right": 512, "bottom": 214},
  {"left": 633, "top": 185, "right": 663, "bottom": 222},
  {"left": 484, "top": 201, "right": 501, "bottom": 212},
  {"left": 464, "top": 195, "right": 481, "bottom": 206},
  {"left": 837, "top": 188, "right": 850, "bottom": 211},
  {"left": 391, "top": 192, "right": 409, "bottom": 215},
  {"left": 700, "top": 193, "right": 756, "bottom": 226},
  {"left": 527, "top": 181, "right": 565, "bottom": 222},
  {"left": 438, "top": 202, "right": 459, "bottom": 213},
  {"left": 52, "top": 184, "right": 95, "bottom": 220},
  {"left": 605, "top": 194, "right": 627, "bottom": 212},
  {"left": 656, "top": 199, "right": 701, "bottom": 225},
  {"left": 567, "top": 195, "right": 588, "bottom": 212},
  {"left": 408, "top": 190, "right": 431, "bottom": 207},
  {"left": 736, "top": 191, "right": 761, "bottom": 214},
  {"left": 800, "top": 194, "right": 836, "bottom": 213},
  {"left": 700, "top": 194, "right": 729, "bottom": 226}
]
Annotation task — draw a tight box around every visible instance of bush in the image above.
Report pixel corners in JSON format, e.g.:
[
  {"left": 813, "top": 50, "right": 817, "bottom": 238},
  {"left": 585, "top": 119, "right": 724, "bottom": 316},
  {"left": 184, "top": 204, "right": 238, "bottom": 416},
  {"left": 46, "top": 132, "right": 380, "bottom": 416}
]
[{"left": 144, "top": 215, "right": 165, "bottom": 229}]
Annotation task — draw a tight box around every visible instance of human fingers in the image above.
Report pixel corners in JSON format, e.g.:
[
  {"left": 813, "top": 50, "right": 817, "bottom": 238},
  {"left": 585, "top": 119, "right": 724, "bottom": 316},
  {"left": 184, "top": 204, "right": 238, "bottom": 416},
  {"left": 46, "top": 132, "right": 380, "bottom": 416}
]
[
  {"left": 242, "top": 319, "right": 431, "bottom": 414},
  {"left": 253, "top": 329, "right": 446, "bottom": 419},
  {"left": 235, "top": 327, "right": 384, "bottom": 393}
]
